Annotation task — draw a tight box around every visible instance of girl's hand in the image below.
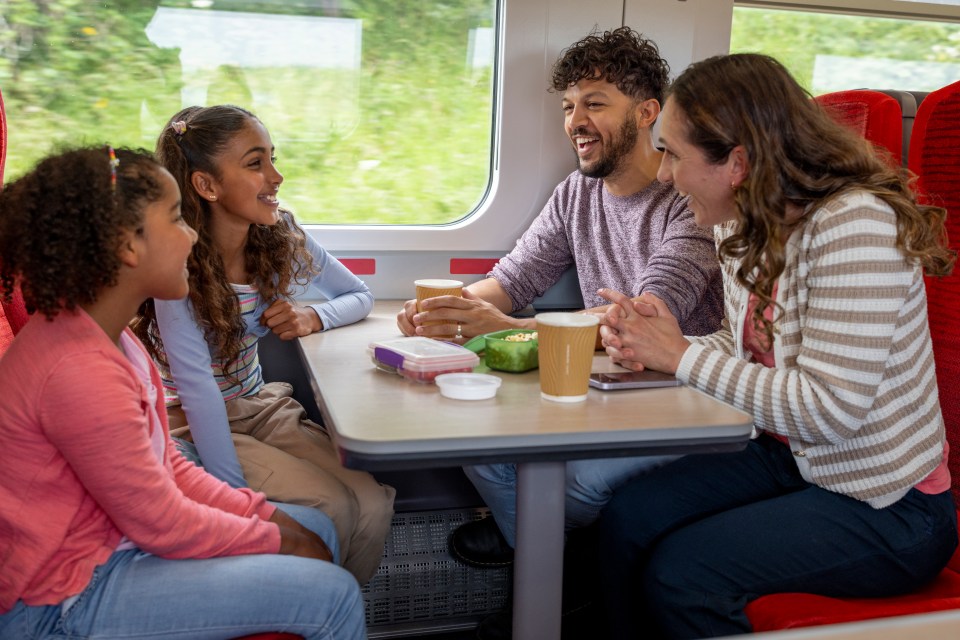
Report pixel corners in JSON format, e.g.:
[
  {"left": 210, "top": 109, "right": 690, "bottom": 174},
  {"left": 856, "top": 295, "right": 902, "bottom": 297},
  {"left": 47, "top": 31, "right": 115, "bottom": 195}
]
[
  {"left": 597, "top": 288, "right": 690, "bottom": 375},
  {"left": 271, "top": 508, "right": 333, "bottom": 561},
  {"left": 262, "top": 299, "right": 322, "bottom": 340}
]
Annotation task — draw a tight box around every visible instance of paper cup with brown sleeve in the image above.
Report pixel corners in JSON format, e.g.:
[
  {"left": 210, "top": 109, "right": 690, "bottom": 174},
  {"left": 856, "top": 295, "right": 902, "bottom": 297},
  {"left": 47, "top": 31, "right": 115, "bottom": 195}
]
[
  {"left": 535, "top": 312, "right": 600, "bottom": 402},
  {"left": 415, "top": 279, "right": 464, "bottom": 339}
]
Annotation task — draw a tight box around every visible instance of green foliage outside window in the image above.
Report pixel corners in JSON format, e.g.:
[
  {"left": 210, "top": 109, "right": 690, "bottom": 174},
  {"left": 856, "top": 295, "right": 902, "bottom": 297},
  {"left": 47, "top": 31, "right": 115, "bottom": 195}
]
[
  {"left": 0, "top": 0, "right": 496, "bottom": 225},
  {"left": 3, "top": 3, "right": 956, "bottom": 225},
  {"left": 731, "top": 7, "right": 960, "bottom": 94}
]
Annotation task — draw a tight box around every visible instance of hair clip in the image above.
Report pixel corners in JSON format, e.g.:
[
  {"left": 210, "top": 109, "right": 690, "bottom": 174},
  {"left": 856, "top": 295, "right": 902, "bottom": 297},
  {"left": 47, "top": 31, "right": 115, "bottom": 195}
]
[
  {"left": 170, "top": 120, "right": 187, "bottom": 137},
  {"left": 107, "top": 146, "right": 119, "bottom": 191}
]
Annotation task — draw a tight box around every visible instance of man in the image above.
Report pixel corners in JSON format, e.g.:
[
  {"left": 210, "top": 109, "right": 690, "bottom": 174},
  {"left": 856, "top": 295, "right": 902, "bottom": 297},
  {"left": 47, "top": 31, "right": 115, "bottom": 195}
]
[{"left": 396, "top": 27, "right": 723, "bottom": 587}]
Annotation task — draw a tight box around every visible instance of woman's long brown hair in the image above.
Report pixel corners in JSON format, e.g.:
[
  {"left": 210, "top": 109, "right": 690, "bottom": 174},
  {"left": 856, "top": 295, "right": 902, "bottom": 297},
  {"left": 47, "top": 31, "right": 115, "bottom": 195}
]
[{"left": 666, "top": 53, "right": 954, "bottom": 343}]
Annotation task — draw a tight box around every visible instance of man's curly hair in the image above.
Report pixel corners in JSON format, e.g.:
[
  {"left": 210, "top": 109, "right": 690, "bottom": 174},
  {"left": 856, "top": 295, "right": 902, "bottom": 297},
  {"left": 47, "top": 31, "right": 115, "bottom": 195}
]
[
  {"left": 551, "top": 26, "right": 670, "bottom": 105},
  {"left": 0, "top": 146, "right": 164, "bottom": 318},
  {"left": 133, "top": 105, "right": 317, "bottom": 374}
]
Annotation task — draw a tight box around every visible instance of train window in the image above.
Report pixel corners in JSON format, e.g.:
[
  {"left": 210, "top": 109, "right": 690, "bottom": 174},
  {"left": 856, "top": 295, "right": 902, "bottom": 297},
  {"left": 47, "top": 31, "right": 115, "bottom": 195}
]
[
  {"left": 0, "top": 0, "right": 498, "bottom": 225},
  {"left": 731, "top": 2, "right": 960, "bottom": 94}
]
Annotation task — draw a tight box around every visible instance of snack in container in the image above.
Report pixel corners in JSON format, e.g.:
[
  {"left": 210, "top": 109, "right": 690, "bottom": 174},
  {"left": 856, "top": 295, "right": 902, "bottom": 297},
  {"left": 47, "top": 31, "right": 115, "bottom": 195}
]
[
  {"left": 464, "top": 329, "right": 539, "bottom": 373},
  {"left": 368, "top": 336, "right": 480, "bottom": 383}
]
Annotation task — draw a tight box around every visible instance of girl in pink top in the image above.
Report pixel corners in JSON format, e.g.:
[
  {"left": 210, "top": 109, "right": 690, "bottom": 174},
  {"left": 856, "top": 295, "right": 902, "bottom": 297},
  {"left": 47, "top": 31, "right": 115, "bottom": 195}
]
[{"left": 0, "top": 146, "right": 365, "bottom": 639}]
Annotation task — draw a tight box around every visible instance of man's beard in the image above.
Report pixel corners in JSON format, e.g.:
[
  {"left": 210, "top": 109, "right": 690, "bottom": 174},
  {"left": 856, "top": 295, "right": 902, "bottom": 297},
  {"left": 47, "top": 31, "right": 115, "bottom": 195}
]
[{"left": 574, "top": 114, "right": 639, "bottom": 179}]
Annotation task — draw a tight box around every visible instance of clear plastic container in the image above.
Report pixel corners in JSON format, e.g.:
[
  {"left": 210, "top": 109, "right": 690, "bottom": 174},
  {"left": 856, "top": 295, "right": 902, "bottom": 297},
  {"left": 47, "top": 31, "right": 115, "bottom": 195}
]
[
  {"left": 369, "top": 337, "right": 480, "bottom": 383},
  {"left": 435, "top": 373, "right": 502, "bottom": 400}
]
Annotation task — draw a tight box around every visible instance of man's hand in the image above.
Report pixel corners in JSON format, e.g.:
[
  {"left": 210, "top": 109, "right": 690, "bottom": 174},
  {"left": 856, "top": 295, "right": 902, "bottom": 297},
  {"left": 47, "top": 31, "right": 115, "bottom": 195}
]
[
  {"left": 262, "top": 299, "right": 322, "bottom": 340},
  {"left": 410, "top": 289, "right": 533, "bottom": 341},
  {"left": 396, "top": 299, "right": 419, "bottom": 336}
]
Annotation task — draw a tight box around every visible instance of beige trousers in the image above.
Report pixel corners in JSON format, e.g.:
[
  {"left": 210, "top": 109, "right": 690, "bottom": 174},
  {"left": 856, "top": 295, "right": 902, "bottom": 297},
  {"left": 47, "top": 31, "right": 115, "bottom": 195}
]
[{"left": 169, "top": 382, "right": 395, "bottom": 584}]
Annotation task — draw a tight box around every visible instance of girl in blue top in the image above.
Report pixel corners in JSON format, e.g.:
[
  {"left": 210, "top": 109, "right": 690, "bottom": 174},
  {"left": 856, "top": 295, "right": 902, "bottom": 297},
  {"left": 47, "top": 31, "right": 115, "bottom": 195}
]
[{"left": 134, "top": 105, "right": 395, "bottom": 584}]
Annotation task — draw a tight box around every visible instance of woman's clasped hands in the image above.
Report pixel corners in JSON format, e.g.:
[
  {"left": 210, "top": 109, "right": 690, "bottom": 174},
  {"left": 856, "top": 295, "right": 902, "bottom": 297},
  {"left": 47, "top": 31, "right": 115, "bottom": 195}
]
[{"left": 596, "top": 288, "right": 691, "bottom": 375}]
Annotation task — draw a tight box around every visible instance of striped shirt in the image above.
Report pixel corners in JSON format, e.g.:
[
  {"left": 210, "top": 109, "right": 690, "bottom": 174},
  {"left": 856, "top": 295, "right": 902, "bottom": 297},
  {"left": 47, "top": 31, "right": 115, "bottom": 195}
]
[
  {"left": 160, "top": 283, "right": 264, "bottom": 404},
  {"left": 677, "top": 189, "right": 947, "bottom": 508},
  {"left": 152, "top": 229, "right": 374, "bottom": 488}
]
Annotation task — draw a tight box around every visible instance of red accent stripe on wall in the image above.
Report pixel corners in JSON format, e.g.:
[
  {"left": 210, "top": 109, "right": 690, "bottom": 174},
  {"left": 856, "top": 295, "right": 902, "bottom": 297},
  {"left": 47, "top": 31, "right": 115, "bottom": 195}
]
[
  {"left": 340, "top": 258, "right": 376, "bottom": 275},
  {"left": 450, "top": 258, "right": 500, "bottom": 275}
]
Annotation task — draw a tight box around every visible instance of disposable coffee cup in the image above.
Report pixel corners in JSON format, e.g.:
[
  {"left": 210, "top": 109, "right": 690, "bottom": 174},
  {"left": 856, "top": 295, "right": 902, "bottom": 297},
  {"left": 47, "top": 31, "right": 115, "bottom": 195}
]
[
  {"left": 415, "top": 279, "right": 464, "bottom": 338},
  {"left": 535, "top": 312, "right": 599, "bottom": 402}
]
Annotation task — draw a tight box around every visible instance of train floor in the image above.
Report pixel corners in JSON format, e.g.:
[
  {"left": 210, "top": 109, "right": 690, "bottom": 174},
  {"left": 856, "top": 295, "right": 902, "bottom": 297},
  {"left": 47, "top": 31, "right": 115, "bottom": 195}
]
[
  {"left": 399, "top": 522, "right": 605, "bottom": 640},
  {"left": 412, "top": 631, "right": 475, "bottom": 639},
  {"left": 398, "top": 601, "right": 602, "bottom": 639}
]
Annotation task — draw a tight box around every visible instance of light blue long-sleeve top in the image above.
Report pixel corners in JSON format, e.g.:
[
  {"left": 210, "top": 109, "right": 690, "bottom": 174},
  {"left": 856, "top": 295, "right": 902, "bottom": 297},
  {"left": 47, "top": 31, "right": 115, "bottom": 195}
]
[{"left": 154, "top": 230, "right": 374, "bottom": 488}]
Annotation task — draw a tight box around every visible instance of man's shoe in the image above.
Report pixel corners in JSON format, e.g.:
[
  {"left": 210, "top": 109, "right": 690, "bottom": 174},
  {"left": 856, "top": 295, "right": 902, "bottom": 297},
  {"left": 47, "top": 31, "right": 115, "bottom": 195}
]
[{"left": 450, "top": 517, "right": 515, "bottom": 568}]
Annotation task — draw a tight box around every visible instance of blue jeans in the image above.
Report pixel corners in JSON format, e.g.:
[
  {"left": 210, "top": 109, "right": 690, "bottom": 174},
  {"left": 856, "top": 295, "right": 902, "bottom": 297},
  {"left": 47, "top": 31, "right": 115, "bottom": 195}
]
[
  {"left": 598, "top": 435, "right": 958, "bottom": 639},
  {"left": 0, "top": 503, "right": 366, "bottom": 640},
  {"left": 463, "top": 454, "right": 680, "bottom": 547}
]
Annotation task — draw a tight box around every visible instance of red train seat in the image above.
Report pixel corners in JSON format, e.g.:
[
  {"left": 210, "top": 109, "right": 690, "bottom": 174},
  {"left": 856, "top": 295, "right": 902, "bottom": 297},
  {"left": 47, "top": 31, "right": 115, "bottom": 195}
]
[
  {"left": 876, "top": 89, "right": 921, "bottom": 167},
  {"left": 0, "top": 83, "right": 21, "bottom": 357},
  {"left": 815, "top": 89, "right": 903, "bottom": 168},
  {"left": 0, "top": 84, "right": 28, "bottom": 348},
  {"left": 0, "top": 303, "right": 13, "bottom": 357},
  {"left": 0, "top": 285, "right": 28, "bottom": 336},
  {"left": 746, "top": 79, "right": 960, "bottom": 631},
  {"left": 916, "top": 80, "right": 960, "bottom": 494}
]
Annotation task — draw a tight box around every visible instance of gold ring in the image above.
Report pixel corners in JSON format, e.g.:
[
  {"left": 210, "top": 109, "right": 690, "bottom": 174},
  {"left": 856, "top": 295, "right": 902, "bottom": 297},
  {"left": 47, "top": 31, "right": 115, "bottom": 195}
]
[{"left": 456, "top": 324, "right": 462, "bottom": 338}]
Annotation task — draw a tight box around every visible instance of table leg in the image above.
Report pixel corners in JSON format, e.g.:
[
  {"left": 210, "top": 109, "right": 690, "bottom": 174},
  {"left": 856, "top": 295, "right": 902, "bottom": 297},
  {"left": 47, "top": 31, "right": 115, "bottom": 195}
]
[{"left": 513, "top": 460, "right": 566, "bottom": 640}]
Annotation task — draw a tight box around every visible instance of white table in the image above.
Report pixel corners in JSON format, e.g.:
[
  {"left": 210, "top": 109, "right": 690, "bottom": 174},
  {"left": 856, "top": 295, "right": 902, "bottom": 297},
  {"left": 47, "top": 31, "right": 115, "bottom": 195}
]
[{"left": 297, "top": 301, "right": 754, "bottom": 639}]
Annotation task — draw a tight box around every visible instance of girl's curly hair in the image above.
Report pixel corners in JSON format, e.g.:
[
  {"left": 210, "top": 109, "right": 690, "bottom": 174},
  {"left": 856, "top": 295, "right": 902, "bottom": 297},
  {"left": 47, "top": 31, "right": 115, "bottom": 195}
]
[
  {"left": 550, "top": 26, "right": 670, "bottom": 105},
  {"left": 667, "top": 53, "right": 955, "bottom": 344},
  {"left": 132, "top": 105, "right": 316, "bottom": 374},
  {"left": 0, "top": 146, "right": 164, "bottom": 318}
]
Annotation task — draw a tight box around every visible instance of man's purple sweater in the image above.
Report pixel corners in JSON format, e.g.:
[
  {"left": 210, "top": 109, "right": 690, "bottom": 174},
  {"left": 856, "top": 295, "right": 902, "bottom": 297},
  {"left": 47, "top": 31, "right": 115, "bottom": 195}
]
[{"left": 491, "top": 171, "right": 723, "bottom": 336}]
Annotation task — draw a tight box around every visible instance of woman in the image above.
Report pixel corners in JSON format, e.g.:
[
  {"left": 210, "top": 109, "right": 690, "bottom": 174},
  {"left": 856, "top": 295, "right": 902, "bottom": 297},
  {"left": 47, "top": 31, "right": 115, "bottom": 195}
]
[{"left": 594, "top": 53, "right": 957, "bottom": 639}]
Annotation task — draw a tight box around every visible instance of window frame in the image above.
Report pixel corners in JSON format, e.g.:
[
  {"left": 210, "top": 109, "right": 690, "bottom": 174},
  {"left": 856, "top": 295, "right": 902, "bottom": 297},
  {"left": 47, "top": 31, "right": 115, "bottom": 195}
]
[
  {"left": 734, "top": 0, "right": 960, "bottom": 22},
  {"left": 303, "top": 0, "right": 626, "bottom": 253}
]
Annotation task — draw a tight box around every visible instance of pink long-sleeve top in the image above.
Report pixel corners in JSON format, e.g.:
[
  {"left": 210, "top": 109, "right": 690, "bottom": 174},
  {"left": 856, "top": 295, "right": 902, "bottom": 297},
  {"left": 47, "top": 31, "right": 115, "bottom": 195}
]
[{"left": 0, "top": 308, "right": 281, "bottom": 613}]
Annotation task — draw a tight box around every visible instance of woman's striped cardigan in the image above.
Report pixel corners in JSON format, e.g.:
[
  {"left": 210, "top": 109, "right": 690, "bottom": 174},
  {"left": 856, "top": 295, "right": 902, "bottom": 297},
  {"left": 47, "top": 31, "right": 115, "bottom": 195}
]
[{"left": 677, "top": 190, "right": 946, "bottom": 508}]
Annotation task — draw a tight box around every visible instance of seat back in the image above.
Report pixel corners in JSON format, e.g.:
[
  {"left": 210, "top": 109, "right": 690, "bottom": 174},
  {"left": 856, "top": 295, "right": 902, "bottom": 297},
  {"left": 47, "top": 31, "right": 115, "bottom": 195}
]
[
  {"left": 0, "top": 81, "right": 28, "bottom": 337},
  {"left": 0, "top": 84, "right": 23, "bottom": 350},
  {"left": 876, "top": 89, "right": 920, "bottom": 167},
  {"left": 815, "top": 89, "right": 903, "bottom": 168},
  {"left": 909, "top": 79, "right": 960, "bottom": 504},
  {"left": 0, "top": 303, "right": 13, "bottom": 358},
  {"left": 0, "top": 287, "right": 28, "bottom": 336}
]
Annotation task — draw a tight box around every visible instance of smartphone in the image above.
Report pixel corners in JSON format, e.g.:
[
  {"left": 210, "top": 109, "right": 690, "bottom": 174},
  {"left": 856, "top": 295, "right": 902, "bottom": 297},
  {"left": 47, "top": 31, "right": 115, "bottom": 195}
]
[{"left": 589, "top": 370, "right": 681, "bottom": 390}]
